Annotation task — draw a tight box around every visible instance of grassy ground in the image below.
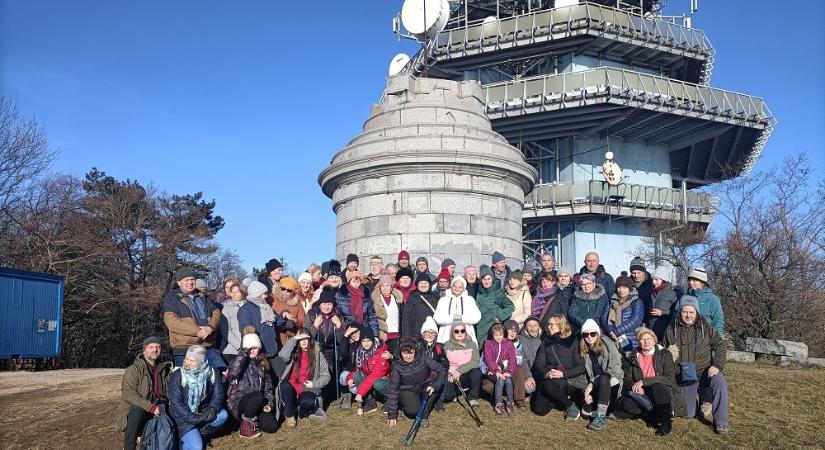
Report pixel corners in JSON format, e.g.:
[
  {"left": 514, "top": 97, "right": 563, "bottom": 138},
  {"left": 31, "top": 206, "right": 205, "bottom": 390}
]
[{"left": 0, "top": 363, "right": 822, "bottom": 449}]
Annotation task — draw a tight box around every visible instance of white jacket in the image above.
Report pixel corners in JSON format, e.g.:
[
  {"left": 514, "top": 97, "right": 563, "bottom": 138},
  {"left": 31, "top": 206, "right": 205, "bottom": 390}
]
[{"left": 434, "top": 289, "right": 481, "bottom": 344}]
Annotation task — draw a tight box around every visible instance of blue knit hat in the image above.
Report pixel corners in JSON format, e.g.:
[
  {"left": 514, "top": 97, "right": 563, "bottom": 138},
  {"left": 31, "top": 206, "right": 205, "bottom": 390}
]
[{"left": 492, "top": 251, "right": 505, "bottom": 264}]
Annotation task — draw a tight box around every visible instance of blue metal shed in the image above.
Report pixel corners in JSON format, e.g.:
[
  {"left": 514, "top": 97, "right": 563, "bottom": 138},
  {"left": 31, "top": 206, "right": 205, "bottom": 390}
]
[{"left": 0, "top": 267, "right": 64, "bottom": 359}]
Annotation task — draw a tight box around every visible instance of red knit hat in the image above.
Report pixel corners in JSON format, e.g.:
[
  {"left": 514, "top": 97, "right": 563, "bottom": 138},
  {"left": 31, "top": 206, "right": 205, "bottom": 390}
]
[
  {"left": 436, "top": 268, "right": 451, "bottom": 283},
  {"left": 398, "top": 250, "right": 410, "bottom": 261}
]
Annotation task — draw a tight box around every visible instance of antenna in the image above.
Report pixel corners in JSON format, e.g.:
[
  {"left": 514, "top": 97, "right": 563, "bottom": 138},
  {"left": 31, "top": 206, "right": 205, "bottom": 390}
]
[
  {"left": 400, "top": 0, "right": 450, "bottom": 43},
  {"left": 601, "top": 151, "right": 623, "bottom": 186},
  {"left": 691, "top": 0, "right": 699, "bottom": 14},
  {"left": 389, "top": 53, "right": 411, "bottom": 76}
]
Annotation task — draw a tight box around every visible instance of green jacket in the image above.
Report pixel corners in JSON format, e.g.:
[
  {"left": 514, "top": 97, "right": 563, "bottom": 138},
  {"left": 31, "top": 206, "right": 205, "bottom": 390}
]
[
  {"left": 474, "top": 280, "right": 515, "bottom": 342},
  {"left": 582, "top": 335, "right": 625, "bottom": 394},
  {"left": 117, "top": 354, "right": 171, "bottom": 431},
  {"left": 662, "top": 316, "right": 726, "bottom": 376}
]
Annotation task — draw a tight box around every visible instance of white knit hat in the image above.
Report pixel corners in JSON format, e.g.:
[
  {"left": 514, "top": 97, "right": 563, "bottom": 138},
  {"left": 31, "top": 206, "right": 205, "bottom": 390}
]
[
  {"left": 246, "top": 281, "right": 268, "bottom": 300},
  {"left": 688, "top": 267, "right": 709, "bottom": 285},
  {"left": 580, "top": 319, "right": 601, "bottom": 334},
  {"left": 241, "top": 277, "right": 254, "bottom": 287},
  {"left": 420, "top": 316, "right": 438, "bottom": 335},
  {"left": 242, "top": 332, "right": 262, "bottom": 349},
  {"left": 651, "top": 266, "right": 671, "bottom": 283},
  {"left": 298, "top": 272, "right": 313, "bottom": 283}
]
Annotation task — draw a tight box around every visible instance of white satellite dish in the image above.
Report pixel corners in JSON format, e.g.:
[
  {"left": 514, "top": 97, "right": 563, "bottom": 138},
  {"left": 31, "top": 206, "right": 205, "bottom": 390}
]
[
  {"left": 482, "top": 16, "right": 498, "bottom": 37},
  {"left": 401, "top": 0, "right": 451, "bottom": 42},
  {"left": 602, "top": 153, "right": 623, "bottom": 186},
  {"left": 389, "top": 53, "right": 411, "bottom": 76}
]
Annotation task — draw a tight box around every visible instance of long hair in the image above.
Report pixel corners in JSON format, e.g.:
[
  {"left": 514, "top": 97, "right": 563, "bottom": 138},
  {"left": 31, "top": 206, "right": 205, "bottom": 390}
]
[
  {"left": 548, "top": 314, "right": 572, "bottom": 339},
  {"left": 579, "top": 331, "right": 604, "bottom": 357},
  {"left": 291, "top": 327, "right": 316, "bottom": 381}
]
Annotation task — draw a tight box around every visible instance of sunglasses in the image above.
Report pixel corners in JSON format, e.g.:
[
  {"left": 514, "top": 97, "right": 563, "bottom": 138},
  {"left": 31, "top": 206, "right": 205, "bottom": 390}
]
[
  {"left": 280, "top": 288, "right": 295, "bottom": 294},
  {"left": 582, "top": 332, "right": 599, "bottom": 338},
  {"left": 453, "top": 329, "right": 466, "bottom": 334}
]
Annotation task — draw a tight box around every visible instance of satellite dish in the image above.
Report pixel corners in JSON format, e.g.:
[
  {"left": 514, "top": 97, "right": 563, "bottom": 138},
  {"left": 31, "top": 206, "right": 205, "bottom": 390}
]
[
  {"left": 389, "top": 53, "right": 411, "bottom": 76},
  {"left": 482, "top": 16, "right": 498, "bottom": 37},
  {"left": 602, "top": 152, "right": 623, "bottom": 186},
  {"left": 401, "top": 0, "right": 451, "bottom": 42}
]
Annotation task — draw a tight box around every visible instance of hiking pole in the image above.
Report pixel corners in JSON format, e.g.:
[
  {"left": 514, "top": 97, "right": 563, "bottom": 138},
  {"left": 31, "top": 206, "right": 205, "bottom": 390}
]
[
  {"left": 454, "top": 380, "right": 484, "bottom": 429},
  {"left": 403, "top": 397, "right": 429, "bottom": 447},
  {"left": 333, "top": 329, "right": 341, "bottom": 409}
]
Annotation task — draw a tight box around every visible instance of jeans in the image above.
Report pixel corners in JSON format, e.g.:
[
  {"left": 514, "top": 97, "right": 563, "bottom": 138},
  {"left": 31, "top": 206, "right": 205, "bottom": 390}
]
[
  {"left": 682, "top": 371, "right": 729, "bottom": 426},
  {"left": 173, "top": 348, "right": 227, "bottom": 370},
  {"left": 180, "top": 409, "right": 228, "bottom": 450},
  {"left": 485, "top": 374, "right": 514, "bottom": 403}
]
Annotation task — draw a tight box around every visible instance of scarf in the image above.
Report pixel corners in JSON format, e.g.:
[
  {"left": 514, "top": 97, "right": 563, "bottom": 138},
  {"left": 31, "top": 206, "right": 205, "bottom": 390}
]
[
  {"left": 354, "top": 341, "right": 380, "bottom": 369},
  {"left": 653, "top": 281, "right": 667, "bottom": 295},
  {"left": 182, "top": 363, "right": 211, "bottom": 413},
  {"left": 248, "top": 296, "right": 278, "bottom": 326},
  {"left": 347, "top": 285, "right": 365, "bottom": 323},
  {"left": 319, "top": 311, "right": 336, "bottom": 337},
  {"left": 532, "top": 286, "right": 558, "bottom": 316},
  {"left": 396, "top": 283, "right": 416, "bottom": 301},
  {"left": 608, "top": 295, "right": 636, "bottom": 327}
]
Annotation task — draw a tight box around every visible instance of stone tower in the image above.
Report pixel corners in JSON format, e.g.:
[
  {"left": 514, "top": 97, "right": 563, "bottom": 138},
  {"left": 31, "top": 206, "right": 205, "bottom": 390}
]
[{"left": 319, "top": 75, "right": 537, "bottom": 270}]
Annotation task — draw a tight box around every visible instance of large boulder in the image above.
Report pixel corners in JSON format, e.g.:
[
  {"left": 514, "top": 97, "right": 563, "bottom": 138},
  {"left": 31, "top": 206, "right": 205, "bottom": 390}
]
[
  {"left": 744, "top": 337, "right": 808, "bottom": 358},
  {"left": 726, "top": 350, "right": 755, "bottom": 363}
]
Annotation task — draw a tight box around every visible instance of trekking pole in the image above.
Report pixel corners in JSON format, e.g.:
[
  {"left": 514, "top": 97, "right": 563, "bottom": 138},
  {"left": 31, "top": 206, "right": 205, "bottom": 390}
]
[
  {"left": 403, "top": 397, "right": 429, "bottom": 447},
  {"left": 333, "top": 329, "right": 340, "bottom": 408},
  {"left": 454, "top": 380, "right": 484, "bottom": 429}
]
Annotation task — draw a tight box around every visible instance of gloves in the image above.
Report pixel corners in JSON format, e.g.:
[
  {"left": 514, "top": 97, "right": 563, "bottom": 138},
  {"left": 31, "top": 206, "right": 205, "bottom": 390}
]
[{"left": 199, "top": 408, "right": 217, "bottom": 424}]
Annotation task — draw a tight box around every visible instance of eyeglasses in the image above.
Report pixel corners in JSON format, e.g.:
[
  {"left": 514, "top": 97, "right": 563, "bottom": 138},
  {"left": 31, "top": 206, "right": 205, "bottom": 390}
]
[
  {"left": 582, "top": 332, "right": 599, "bottom": 338},
  {"left": 280, "top": 288, "right": 294, "bottom": 294},
  {"left": 453, "top": 329, "right": 466, "bottom": 334}
]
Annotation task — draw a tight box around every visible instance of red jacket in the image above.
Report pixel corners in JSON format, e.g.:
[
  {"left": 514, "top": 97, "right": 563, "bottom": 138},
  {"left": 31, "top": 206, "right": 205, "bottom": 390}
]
[{"left": 347, "top": 342, "right": 391, "bottom": 397}]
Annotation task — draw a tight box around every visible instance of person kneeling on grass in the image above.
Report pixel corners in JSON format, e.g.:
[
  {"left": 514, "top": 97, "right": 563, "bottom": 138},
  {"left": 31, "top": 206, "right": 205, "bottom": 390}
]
[
  {"left": 168, "top": 345, "right": 228, "bottom": 450},
  {"left": 386, "top": 337, "right": 447, "bottom": 429},
  {"left": 226, "top": 328, "right": 278, "bottom": 439},
  {"left": 578, "top": 319, "right": 623, "bottom": 431},
  {"left": 482, "top": 323, "right": 518, "bottom": 416},
  {"left": 530, "top": 314, "right": 586, "bottom": 420},
  {"left": 119, "top": 336, "right": 171, "bottom": 450},
  {"left": 339, "top": 326, "right": 392, "bottom": 415},
  {"left": 276, "top": 328, "right": 331, "bottom": 427}
]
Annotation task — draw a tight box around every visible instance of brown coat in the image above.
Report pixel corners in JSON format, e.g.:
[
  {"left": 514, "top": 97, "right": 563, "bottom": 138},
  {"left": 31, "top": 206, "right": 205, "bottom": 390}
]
[
  {"left": 162, "top": 289, "right": 222, "bottom": 351},
  {"left": 371, "top": 287, "right": 404, "bottom": 341},
  {"left": 270, "top": 294, "right": 306, "bottom": 346}
]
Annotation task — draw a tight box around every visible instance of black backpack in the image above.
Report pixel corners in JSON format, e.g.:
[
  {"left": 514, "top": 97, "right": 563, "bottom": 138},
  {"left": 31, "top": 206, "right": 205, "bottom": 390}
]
[{"left": 141, "top": 405, "right": 177, "bottom": 450}]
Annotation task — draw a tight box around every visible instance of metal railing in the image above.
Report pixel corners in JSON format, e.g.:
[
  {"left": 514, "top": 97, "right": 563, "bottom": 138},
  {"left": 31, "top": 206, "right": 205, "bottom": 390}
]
[
  {"left": 525, "top": 180, "right": 719, "bottom": 215},
  {"left": 482, "top": 67, "right": 773, "bottom": 124}
]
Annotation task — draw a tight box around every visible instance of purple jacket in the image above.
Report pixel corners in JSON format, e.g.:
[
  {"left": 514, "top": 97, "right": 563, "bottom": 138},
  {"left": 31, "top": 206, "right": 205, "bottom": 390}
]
[
  {"left": 482, "top": 339, "right": 517, "bottom": 375},
  {"left": 226, "top": 351, "right": 274, "bottom": 420}
]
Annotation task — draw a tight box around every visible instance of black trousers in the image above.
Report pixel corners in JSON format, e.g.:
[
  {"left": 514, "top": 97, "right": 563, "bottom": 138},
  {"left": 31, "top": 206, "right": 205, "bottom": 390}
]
[
  {"left": 279, "top": 382, "right": 319, "bottom": 418},
  {"left": 618, "top": 383, "right": 671, "bottom": 420},
  {"left": 531, "top": 378, "right": 574, "bottom": 416},
  {"left": 443, "top": 368, "right": 482, "bottom": 401},
  {"left": 124, "top": 407, "right": 151, "bottom": 450},
  {"left": 236, "top": 392, "right": 278, "bottom": 432},
  {"left": 592, "top": 373, "right": 620, "bottom": 406},
  {"left": 397, "top": 390, "right": 438, "bottom": 420}
]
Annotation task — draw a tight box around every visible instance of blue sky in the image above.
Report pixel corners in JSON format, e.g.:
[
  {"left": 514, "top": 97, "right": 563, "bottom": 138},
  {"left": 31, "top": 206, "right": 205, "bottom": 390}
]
[{"left": 1, "top": 1, "right": 823, "bottom": 273}]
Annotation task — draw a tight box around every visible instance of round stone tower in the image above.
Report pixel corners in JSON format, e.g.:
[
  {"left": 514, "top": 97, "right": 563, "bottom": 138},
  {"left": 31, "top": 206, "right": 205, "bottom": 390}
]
[{"left": 318, "top": 75, "right": 537, "bottom": 270}]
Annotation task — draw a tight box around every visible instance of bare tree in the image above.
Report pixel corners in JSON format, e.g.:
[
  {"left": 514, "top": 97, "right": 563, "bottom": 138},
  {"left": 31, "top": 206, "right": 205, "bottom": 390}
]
[
  {"left": 0, "top": 96, "right": 56, "bottom": 208},
  {"left": 203, "top": 248, "right": 248, "bottom": 290}
]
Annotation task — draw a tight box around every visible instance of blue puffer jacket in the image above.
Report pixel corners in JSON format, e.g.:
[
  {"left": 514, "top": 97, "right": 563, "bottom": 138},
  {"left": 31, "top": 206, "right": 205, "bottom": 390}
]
[
  {"left": 238, "top": 300, "right": 286, "bottom": 356},
  {"left": 168, "top": 367, "right": 224, "bottom": 437},
  {"left": 335, "top": 286, "right": 379, "bottom": 337},
  {"left": 600, "top": 291, "right": 645, "bottom": 350},
  {"left": 685, "top": 287, "right": 724, "bottom": 336}
]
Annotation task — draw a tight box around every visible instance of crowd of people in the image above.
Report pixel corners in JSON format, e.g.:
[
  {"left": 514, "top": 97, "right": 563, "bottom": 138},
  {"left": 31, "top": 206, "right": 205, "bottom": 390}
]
[{"left": 118, "top": 250, "right": 729, "bottom": 449}]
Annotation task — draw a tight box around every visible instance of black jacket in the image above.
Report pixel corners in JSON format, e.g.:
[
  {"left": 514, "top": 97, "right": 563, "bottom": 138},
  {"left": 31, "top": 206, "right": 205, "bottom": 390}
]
[
  {"left": 386, "top": 349, "right": 446, "bottom": 420},
  {"left": 401, "top": 291, "right": 440, "bottom": 338},
  {"left": 533, "top": 333, "right": 585, "bottom": 381}
]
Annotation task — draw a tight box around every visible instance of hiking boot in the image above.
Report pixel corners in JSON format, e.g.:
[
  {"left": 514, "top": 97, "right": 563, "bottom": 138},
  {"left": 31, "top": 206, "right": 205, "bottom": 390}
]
[
  {"left": 469, "top": 399, "right": 479, "bottom": 407},
  {"left": 700, "top": 401, "right": 713, "bottom": 421},
  {"left": 588, "top": 414, "right": 607, "bottom": 431},
  {"left": 656, "top": 419, "right": 672, "bottom": 436},
  {"left": 715, "top": 424, "right": 729, "bottom": 436},
  {"left": 239, "top": 416, "right": 262, "bottom": 439},
  {"left": 494, "top": 401, "right": 506, "bottom": 416},
  {"left": 514, "top": 400, "right": 526, "bottom": 410},
  {"left": 284, "top": 416, "right": 297, "bottom": 428},
  {"left": 565, "top": 404, "right": 580, "bottom": 421},
  {"left": 433, "top": 400, "right": 444, "bottom": 412},
  {"left": 309, "top": 407, "right": 328, "bottom": 421},
  {"left": 506, "top": 402, "right": 516, "bottom": 417},
  {"left": 340, "top": 393, "right": 353, "bottom": 410},
  {"left": 362, "top": 396, "right": 378, "bottom": 414}
]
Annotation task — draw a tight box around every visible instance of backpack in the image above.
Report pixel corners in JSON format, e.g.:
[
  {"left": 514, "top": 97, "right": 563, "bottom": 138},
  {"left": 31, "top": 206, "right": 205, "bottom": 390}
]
[{"left": 141, "top": 405, "right": 177, "bottom": 450}]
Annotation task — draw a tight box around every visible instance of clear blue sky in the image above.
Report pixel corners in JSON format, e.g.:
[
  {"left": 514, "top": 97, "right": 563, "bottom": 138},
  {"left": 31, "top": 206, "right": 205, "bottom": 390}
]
[{"left": 2, "top": 1, "right": 823, "bottom": 273}]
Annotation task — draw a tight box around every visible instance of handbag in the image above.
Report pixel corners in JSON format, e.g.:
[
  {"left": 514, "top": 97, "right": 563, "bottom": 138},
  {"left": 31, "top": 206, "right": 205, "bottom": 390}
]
[{"left": 679, "top": 362, "right": 698, "bottom": 384}]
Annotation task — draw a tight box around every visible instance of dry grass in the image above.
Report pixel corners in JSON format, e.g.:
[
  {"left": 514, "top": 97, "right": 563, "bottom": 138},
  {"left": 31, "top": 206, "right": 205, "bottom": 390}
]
[{"left": 0, "top": 363, "right": 822, "bottom": 450}]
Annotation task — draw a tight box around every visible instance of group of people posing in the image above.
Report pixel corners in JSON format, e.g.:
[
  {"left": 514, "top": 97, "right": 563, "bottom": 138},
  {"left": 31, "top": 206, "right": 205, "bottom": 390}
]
[{"left": 118, "top": 250, "right": 730, "bottom": 450}]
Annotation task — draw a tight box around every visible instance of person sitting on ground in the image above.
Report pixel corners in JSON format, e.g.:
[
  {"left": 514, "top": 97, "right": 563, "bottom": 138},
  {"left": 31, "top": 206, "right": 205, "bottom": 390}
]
[
  {"left": 238, "top": 280, "right": 286, "bottom": 376},
  {"left": 532, "top": 272, "right": 567, "bottom": 322},
  {"left": 168, "top": 345, "right": 228, "bottom": 450},
  {"left": 442, "top": 322, "right": 483, "bottom": 407},
  {"left": 163, "top": 268, "right": 225, "bottom": 369},
  {"left": 400, "top": 274, "right": 439, "bottom": 338},
  {"left": 617, "top": 327, "right": 684, "bottom": 436},
  {"left": 517, "top": 316, "right": 543, "bottom": 408},
  {"left": 434, "top": 276, "right": 482, "bottom": 344},
  {"left": 386, "top": 337, "right": 447, "bottom": 429},
  {"left": 662, "top": 296, "right": 729, "bottom": 435},
  {"left": 530, "top": 314, "right": 586, "bottom": 420},
  {"left": 505, "top": 270, "right": 533, "bottom": 326},
  {"left": 578, "top": 319, "right": 623, "bottom": 431},
  {"left": 473, "top": 268, "right": 514, "bottom": 344},
  {"left": 336, "top": 270, "right": 379, "bottom": 338},
  {"left": 277, "top": 328, "right": 331, "bottom": 427},
  {"left": 226, "top": 329, "right": 278, "bottom": 439},
  {"left": 648, "top": 266, "right": 678, "bottom": 339},
  {"left": 371, "top": 274, "right": 404, "bottom": 352},
  {"left": 338, "top": 326, "right": 391, "bottom": 416},
  {"left": 600, "top": 275, "right": 645, "bottom": 351},
  {"left": 119, "top": 336, "right": 172, "bottom": 450},
  {"left": 482, "top": 323, "right": 518, "bottom": 416},
  {"left": 568, "top": 273, "right": 608, "bottom": 332}
]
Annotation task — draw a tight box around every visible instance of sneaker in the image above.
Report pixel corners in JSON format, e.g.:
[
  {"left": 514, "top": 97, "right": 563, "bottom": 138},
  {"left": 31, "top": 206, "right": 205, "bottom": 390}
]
[
  {"left": 588, "top": 414, "right": 606, "bottom": 431},
  {"left": 340, "top": 393, "right": 353, "bottom": 410},
  {"left": 239, "top": 416, "right": 262, "bottom": 439},
  {"left": 700, "top": 402, "right": 713, "bottom": 422},
  {"left": 284, "top": 416, "right": 297, "bottom": 428},
  {"left": 494, "top": 401, "right": 506, "bottom": 416},
  {"left": 362, "top": 396, "right": 378, "bottom": 414},
  {"left": 469, "top": 399, "right": 480, "bottom": 407},
  {"left": 309, "top": 407, "right": 328, "bottom": 421},
  {"left": 506, "top": 402, "right": 516, "bottom": 417},
  {"left": 565, "top": 404, "right": 580, "bottom": 421},
  {"left": 715, "top": 424, "right": 729, "bottom": 436}
]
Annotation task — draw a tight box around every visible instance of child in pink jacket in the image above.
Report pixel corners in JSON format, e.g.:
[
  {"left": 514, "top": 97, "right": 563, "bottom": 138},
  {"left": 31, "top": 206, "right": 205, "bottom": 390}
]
[{"left": 483, "top": 323, "right": 518, "bottom": 416}]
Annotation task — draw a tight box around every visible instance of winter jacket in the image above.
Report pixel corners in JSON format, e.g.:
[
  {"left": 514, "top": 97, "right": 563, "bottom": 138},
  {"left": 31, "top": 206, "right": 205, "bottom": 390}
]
[
  {"left": 419, "top": 339, "right": 448, "bottom": 368},
  {"left": 518, "top": 326, "right": 543, "bottom": 370},
  {"left": 581, "top": 336, "right": 624, "bottom": 393},
  {"left": 238, "top": 301, "right": 286, "bottom": 356},
  {"left": 662, "top": 316, "right": 726, "bottom": 378},
  {"left": 226, "top": 350, "right": 275, "bottom": 420},
  {"left": 401, "top": 291, "right": 440, "bottom": 338},
  {"left": 117, "top": 354, "right": 171, "bottom": 431},
  {"left": 273, "top": 337, "right": 331, "bottom": 419},
  {"left": 473, "top": 280, "right": 514, "bottom": 343},
  {"left": 336, "top": 286, "right": 380, "bottom": 338},
  {"left": 505, "top": 282, "right": 532, "bottom": 325},
  {"left": 220, "top": 301, "right": 245, "bottom": 355},
  {"left": 270, "top": 296, "right": 306, "bottom": 346},
  {"left": 568, "top": 285, "right": 608, "bottom": 331},
  {"left": 635, "top": 274, "right": 654, "bottom": 314},
  {"left": 533, "top": 333, "right": 586, "bottom": 388},
  {"left": 347, "top": 342, "right": 391, "bottom": 397},
  {"left": 684, "top": 287, "right": 725, "bottom": 336},
  {"left": 533, "top": 289, "right": 568, "bottom": 322},
  {"left": 575, "top": 265, "right": 616, "bottom": 297},
  {"left": 623, "top": 345, "right": 686, "bottom": 417},
  {"left": 162, "top": 288, "right": 222, "bottom": 354},
  {"left": 465, "top": 279, "right": 480, "bottom": 300},
  {"left": 386, "top": 347, "right": 447, "bottom": 420},
  {"left": 433, "top": 290, "right": 482, "bottom": 344},
  {"left": 444, "top": 337, "right": 480, "bottom": 375},
  {"left": 649, "top": 281, "right": 678, "bottom": 337},
  {"left": 257, "top": 273, "right": 281, "bottom": 300},
  {"left": 168, "top": 366, "right": 223, "bottom": 437},
  {"left": 305, "top": 308, "right": 345, "bottom": 361},
  {"left": 482, "top": 339, "right": 517, "bottom": 375},
  {"left": 600, "top": 290, "right": 645, "bottom": 350},
  {"left": 371, "top": 288, "right": 405, "bottom": 341}
]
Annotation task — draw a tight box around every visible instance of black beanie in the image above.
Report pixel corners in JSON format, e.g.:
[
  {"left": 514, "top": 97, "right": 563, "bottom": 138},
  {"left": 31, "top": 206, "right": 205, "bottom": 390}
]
[
  {"left": 265, "top": 258, "right": 283, "bottom": 273},
  {"left": 346, "top": 253, "right": 359, "bottom": 264},
  {"left": 327, "top": 259, "right": 342, "bottom": 277},
  {"left": 415, "top": 273, "right": 433, "bottom": 287},
  {"left": 396, "top": 266, "right": 415, "bottom": 282},
  {"left": 318, "top": 288, "right": 337, "bottom": 306},
  {"left": 359, "top": 326, "right": 375, "bottom": 342}
]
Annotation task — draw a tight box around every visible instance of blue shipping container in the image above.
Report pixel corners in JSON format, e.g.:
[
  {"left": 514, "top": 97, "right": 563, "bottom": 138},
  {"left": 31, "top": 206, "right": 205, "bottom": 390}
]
[{"left": 0, "top": 267, "right": 64, "bottom": 359}]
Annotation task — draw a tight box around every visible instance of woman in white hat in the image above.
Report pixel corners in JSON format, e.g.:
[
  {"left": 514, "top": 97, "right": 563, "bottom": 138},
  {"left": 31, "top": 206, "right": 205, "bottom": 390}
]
[
  {"left": 684, "top": 267, "right": 724, "bottom": 336},
  {"left": 226, "top": 329, "right": 278, "bottom": 439},
  {"left": 577, "top": 319, "right": 623, "bottom": 431},
  {"left": 648, "top": 266, "right": 678, "bottom": 339}
]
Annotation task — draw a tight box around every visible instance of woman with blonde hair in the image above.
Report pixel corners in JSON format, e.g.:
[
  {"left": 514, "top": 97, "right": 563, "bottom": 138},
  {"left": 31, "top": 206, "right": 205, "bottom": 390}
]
[
  {"left": 530, "top": 314, "right": 585, "bottom": 420},
  {"left": 578, "top": 319, "right": 623, "bottom": 431},
  {"left": 297, "top": 272, "right": 315, "bottom": 314}
]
